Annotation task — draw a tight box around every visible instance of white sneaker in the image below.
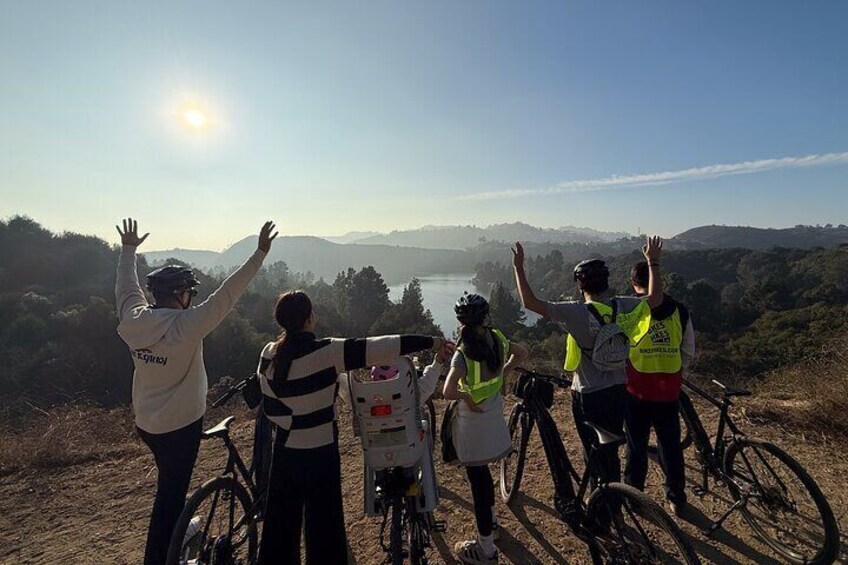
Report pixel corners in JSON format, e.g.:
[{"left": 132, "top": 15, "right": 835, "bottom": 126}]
[
  {"left": 454, "top": 539, "right": 498, "bottom": 564},
  {"left": 179, "top": 515, "right": 203, "bottom": 563}
]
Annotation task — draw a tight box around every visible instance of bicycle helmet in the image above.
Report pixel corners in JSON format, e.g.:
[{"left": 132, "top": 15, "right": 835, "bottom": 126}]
[
  {"left": 573, "top": 259, "right": 609, "bottom": 281},
  {"left": 146, "top": 265, "right": 200, "bottom": 296},
  {"left": 454, "top": 292, "right": 489, "bottom": 325},
  {"left": 370, "top": 357, "right": 415, "bottom": 382},
  {"left": 370, "top": 364, "right": 399, "bottom": 381}
]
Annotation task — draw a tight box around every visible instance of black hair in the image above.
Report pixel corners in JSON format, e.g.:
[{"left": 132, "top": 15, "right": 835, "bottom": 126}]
[
  {"left": 273, "top": 290, "right": 313, "bottom": 380},
  {"left": 458, "top": 322, "right": 501, "bottom": 373},
  {"left": 577, "top": 273, "right": 609, "bottom": 295},
  {"left": 631, "top": 261, "right": 649, "bottom": 289}
]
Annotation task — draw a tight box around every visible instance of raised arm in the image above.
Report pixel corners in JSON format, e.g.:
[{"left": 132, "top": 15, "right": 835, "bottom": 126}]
[
  {"left": 419, "top": 341, "right": 454, "bottom": 402},
  {"left": 175, "top": 221, "right": 276, "bottom": 341},
  {"left": 642, "top": 235, "right": 664, "bottom": 309},
  {"left": 337, "top": 335, "right": 445, "bottom": 372},
  {"left": 115, "top": 218, "right": 150, "bottom": 320},
  {"left": 511, "top": 242, "right": 549, "bottom": 317}
]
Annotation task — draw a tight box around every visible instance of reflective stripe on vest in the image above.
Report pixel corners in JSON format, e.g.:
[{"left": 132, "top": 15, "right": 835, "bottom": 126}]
[
  {"left": 562, "top": 300, "right": 652, "bottom": 372},
  {"left": 629, "top": 309, "right": 683, "bottom": 374},
  {"left": 459, "top": 328, "right": 510, "bottom": 403}
]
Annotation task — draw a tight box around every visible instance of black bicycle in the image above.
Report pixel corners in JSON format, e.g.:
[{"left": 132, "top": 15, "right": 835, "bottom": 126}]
[
  {"left": 500, "top": 368, "right": 700, "bottom": 564},
  {"left": 651, "top": 378, "right": 840, "bottom": 564},
  {"left": 166, "top": 376, "right": 272, "bottom": 565},
  {"left": 374, "top": 466, "right": 445, "bottom": 565}
]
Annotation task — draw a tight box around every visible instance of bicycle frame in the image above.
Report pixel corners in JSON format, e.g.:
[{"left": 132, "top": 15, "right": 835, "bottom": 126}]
[
  {"left": 516, "top": 378, "right": 620, "bottom": 540},
  {"left": 679, "top": 378, "right": 746, "bottom": 488}
]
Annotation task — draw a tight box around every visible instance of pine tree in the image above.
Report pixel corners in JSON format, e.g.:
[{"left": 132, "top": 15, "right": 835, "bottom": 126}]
[{"left": 488, "top": 282, "right": 525, "bottom": 335}]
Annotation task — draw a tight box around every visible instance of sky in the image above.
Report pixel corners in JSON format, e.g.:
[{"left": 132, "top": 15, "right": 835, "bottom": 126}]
[{"left": 1, "top": 1, "right": 847, "bottom": 251}]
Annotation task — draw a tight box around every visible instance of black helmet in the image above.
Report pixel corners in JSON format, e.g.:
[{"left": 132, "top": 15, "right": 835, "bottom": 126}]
[
  {"left": 146, "top": 265, "right": 200, "bottom": 296},
  {"left": 573, "top": 259, "right": 609, "bottom": 281},
  {"left": 454, "top": 292, "right": 489, "bottom": 325}
]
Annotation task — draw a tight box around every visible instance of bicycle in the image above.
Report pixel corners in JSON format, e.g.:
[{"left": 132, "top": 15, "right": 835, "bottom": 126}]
[
  {"left": 348, "top": 362, "right": 445, "bottom": 564},
  {"left": 500, "top": 368, "right": 701, "bottom": 564},
  {"left": 649, "top": 377, "right": 840, "bottom": 564},
  {"left": 166, "top": 375, "right": 272, "bottom": 565},
  {"left": 373, "top": 460, "right": 446, "bottom": 564}
]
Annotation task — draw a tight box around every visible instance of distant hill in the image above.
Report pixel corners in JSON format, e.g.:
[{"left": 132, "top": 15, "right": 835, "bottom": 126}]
[
  {"left": 141, "top": 224, "right": 848, "bottom": 282},
  {"left": 140, "top": 248, "right": 222, "bottom": 269},
  {"left": 323, "top": 231, "right": 380, "bottom": 244},
  {"left": 669, "top": 224, "right": 848, "bottom": 250},
  {"left": 349, "top": 222, "right": 629, "bottom": 249},
  {"left": 184, "top": 236, "right": 470, "bottom": 283}
]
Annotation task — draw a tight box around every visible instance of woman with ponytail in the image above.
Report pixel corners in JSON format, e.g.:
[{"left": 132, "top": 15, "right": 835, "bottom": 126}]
[
  {"left": 443, "top": 293, "right": 529, "bottom": 565},
  {"left": 256, "top": 290, "right": 449, "bottom": 564}
]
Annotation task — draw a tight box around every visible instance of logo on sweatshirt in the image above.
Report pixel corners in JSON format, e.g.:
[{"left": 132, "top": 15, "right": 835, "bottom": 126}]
[{"left": 134, "top": 349, "right": 169, "bottom": 366}]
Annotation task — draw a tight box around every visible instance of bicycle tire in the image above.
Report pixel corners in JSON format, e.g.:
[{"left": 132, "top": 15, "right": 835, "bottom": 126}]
[
  {"left": 500, "top": 403, "right": 529, "bottom": 504},
  {"left": 586, "top": 482, "right": 700, "bottom": 565},
  {"left": 723, "top": 438, "right": 839, "bottom": 565},
  {"left": 407, "top": 500, "right": 429, "bottom": 565},
  {"left": 646, "top": 415, "right": 694, "bottom": 455},
  {"left": 165, "top": 476, "right": 257, "bottom": 565},
  {"left": 389, "top": 498, "right": 404, "bottom": 565}
]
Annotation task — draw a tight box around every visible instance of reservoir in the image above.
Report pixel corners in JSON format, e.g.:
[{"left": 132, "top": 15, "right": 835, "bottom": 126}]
[{"left": 388, "top": 274, "right": 540, "bottom": 336}]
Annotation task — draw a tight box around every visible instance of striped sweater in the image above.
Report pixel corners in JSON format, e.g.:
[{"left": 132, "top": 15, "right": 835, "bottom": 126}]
[{"left": 258, "top": 332, "right": 435, "bottom": 449}]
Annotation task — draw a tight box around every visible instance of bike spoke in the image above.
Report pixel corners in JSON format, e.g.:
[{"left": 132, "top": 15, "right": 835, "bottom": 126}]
[
  {"left": 593, "top": 495, "right": 692, "bottom": 565},
  {"left": 730, "top": 445, "right": 828, "bottom": 560}
]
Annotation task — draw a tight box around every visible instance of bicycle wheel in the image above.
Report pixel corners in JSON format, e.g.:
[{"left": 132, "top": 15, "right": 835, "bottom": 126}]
[
  {"left": 723, "top": 438, "right": 839, "bottom": 564},
  {"left": 586, "top": 483, "right": 700, "bottom": 565},
  {"left": 389, "top": 498, "right": 404, "bottom": 565},
  {"left": 166, "top": 476, "right": 258, "bottom": 565},
  {"left": 425, "top": 399, "right": 438, "bottom": 446},
  {"left": 407, "top": 500, "right": 430, "bottom": 565},
  {"left": 500, "top": 403, "right": 529, "bottom": 504}
]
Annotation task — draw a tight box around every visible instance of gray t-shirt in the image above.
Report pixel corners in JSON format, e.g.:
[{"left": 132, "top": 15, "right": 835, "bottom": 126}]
[{"left": 546, "top": 296, "right": 645, "bottom": 394}]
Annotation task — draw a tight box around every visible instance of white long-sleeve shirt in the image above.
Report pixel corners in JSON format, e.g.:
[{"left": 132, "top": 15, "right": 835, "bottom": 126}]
[{"left": 116, "top": 245, "right": 266, "bottom": 433}]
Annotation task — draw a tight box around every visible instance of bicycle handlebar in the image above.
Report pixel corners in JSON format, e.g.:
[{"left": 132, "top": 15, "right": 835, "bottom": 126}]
[
  {"left": 514, "top": 367, "right": 572, "bottom": 388},
  {"left": 212, "top": 375, "right": 253, "bottom": 409}
]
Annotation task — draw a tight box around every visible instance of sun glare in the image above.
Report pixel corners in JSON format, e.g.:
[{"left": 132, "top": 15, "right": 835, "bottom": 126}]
[{"left": 182, "top": 107, "right": 208, "bottom": 129}]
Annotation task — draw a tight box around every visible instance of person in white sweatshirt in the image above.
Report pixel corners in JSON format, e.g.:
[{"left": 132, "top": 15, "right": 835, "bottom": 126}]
[{"left": 114, "top": 217, "right": 276, "bottom": 565}]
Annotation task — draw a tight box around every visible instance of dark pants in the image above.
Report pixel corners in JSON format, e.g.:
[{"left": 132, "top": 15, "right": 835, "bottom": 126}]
[
  {"left": 624, "top": 395, "right": 687, "bottom": 504},
  {"left": 137, "top": 418, "right": 203, "bottom": 565},
  {"left": 465, "top": 465, "right": 495, "bottom": 536},
  {"left": 571, "top": 384, "right": 627, "bottom": 486},
  {"left": 259, "top": 438, "right": 348, "bottom": 564}
]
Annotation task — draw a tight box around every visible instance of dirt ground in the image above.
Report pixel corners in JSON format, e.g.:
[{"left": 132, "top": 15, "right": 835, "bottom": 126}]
[{"left": 1, "top": 390, "right": 846, "bottom": 564}]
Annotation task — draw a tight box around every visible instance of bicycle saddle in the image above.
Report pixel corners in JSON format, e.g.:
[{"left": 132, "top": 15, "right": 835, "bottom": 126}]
[
  {"left": 583, "top": 421, "right": 626, "bottom": 447},
  {"left": 202, "top": 416, "right": 235, "bottom": 440}
]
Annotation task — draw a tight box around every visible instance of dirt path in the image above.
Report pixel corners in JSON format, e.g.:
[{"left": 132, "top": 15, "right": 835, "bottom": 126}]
[{"left": 1, "top": 392, "right": 846, "bottom": 564}]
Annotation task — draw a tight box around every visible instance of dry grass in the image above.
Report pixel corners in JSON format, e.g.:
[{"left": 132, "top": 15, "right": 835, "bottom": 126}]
[
  {"left": 0, "top": 403, "right": 140, "bottom": 476},
  {"left": 746, "top": 338, "right": 848, "bottom": 445}
]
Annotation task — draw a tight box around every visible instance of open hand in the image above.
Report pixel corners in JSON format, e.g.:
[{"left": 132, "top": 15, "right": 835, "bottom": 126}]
[
  {"left": 115, "top": 218, "right": 149, "bottom": 248},
  {"left": 258, "top": 221, "right": 278, "bottom": 253},
  {"left": 436, "top": 340, "right": 456, "bottom": 364},
  {"left": 642, "top": 235, "right": 663, "bottom": 262},
  {"left": 511, "top": 242, "right": 525, "bottom": 269}
]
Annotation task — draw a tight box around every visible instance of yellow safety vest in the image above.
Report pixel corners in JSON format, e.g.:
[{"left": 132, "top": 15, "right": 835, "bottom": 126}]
[
  {"left": 629, "top": 309, "right": 683, "bottom": 374},
  {"left": 563, "top": 300, "right": 651, "bottom": 372},
  {"left": 459, "top": 328, "right": 510, "bottom": 403}
]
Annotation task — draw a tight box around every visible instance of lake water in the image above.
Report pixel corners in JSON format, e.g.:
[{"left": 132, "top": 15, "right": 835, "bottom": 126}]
[{"left": 388, "top": 274, "right": 540, "bottom": 336}]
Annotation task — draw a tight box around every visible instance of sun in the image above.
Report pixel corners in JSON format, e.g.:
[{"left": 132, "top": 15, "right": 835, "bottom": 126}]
[{"left": 182, "top": 107, "right": 208, "bottom": 129}]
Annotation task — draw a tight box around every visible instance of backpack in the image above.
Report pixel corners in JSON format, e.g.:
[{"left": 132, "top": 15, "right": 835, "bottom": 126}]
[{"left": 584, "top": 299, "right": 630, "bottom": 372}]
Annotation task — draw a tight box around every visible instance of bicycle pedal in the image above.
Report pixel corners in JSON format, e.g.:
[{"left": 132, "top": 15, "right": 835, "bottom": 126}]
[{"left": 432, "top": 520, "right": 447, "bottom": 533}]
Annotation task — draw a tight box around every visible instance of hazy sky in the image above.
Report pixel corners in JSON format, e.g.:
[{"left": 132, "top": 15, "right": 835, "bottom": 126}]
[{"left": 2, "top": 1, "right": 847, "bottom": 250}]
